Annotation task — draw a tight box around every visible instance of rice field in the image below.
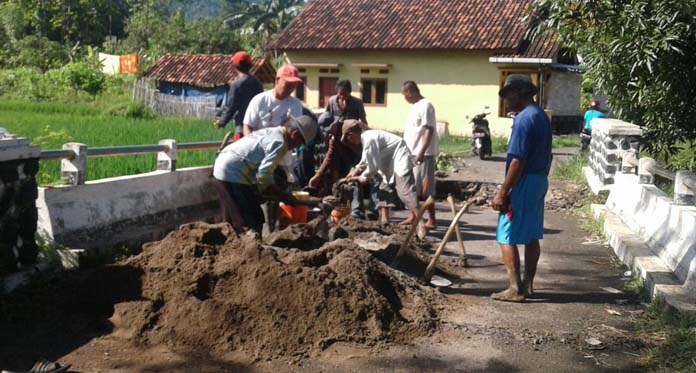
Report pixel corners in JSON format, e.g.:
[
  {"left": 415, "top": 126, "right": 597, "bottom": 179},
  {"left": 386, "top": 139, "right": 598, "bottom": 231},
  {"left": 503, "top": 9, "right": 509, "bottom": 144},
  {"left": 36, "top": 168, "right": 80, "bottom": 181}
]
[{"left": 0, "top": 100, "right": 222, "bottom": 185}]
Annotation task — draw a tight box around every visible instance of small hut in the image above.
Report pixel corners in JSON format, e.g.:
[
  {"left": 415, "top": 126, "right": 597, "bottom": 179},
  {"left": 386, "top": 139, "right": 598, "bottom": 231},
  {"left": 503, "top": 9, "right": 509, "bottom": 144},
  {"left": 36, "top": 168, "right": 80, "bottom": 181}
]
[{"left": 141, "top": 54, "right": 276, "bottom": 112}]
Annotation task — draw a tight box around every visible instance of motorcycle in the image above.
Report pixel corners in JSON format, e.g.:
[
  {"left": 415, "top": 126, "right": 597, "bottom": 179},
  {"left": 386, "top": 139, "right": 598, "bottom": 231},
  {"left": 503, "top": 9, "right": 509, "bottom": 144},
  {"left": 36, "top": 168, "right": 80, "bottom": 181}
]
[
  {"left": 579, "top": 128, "right": 592, "bottom": 152},
  {"left": 467, "top": 107, "right": 492, "bottom": 160}
]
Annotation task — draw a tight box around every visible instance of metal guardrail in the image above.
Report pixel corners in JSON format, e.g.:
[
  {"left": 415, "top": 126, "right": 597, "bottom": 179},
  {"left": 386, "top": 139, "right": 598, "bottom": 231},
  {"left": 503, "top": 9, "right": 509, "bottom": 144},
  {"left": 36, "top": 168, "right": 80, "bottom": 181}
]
[{"left": 39, "top": 141, "right": 221, "bottom": 161}]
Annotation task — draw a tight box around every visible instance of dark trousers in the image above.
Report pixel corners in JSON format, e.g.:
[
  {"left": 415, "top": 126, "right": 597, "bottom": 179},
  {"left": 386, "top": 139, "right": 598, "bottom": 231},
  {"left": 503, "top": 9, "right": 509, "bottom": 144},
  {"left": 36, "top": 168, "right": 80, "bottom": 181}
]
[
  {"left": 215, "top": 180, "right": 264, "bottom": 233},
  {"left": 351, "top": 181, "right": 379, "bottom": 218}
]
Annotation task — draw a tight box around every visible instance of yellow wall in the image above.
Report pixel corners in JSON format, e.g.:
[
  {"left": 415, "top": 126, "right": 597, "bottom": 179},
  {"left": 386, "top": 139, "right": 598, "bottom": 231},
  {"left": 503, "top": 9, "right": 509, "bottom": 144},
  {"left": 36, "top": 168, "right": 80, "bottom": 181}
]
[{"left": 285, "top": 51, "right": 513, "bottom": 137}]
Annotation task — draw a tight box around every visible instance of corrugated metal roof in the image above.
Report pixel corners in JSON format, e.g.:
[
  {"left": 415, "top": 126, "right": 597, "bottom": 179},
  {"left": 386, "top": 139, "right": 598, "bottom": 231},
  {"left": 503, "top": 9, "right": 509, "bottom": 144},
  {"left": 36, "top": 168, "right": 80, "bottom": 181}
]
[
  {"left": 143, "top": 54, "right": 277, "bottom": 86},
  {"left": 269, "top": 0, "right": 535, "bottom": 52}
]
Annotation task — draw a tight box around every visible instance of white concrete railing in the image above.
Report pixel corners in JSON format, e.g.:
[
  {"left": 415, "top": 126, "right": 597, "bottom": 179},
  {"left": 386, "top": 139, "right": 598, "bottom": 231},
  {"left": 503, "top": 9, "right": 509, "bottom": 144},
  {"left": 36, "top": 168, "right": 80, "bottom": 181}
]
[
  {"left": 40, "top": 140, "right": 221, "bottom": 185},
  {"left": 585, "top": 118, "right": 696, "bottom": 304},
  {"left": 37, "top": 139, "right": 224, "bottom": 251}
]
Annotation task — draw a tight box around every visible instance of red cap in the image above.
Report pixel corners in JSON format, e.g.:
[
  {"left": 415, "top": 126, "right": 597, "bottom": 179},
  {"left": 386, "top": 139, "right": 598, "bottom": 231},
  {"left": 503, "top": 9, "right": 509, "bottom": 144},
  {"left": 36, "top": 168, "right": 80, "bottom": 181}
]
[
  {"left": 232, "top": 51, "right": 252, "bottom": 66},
  {"left": 590, "top": 100, "right": 600, "bottom": 108},
  {"left": 276, "top": 64, "right": 303, "bottom": 83}
]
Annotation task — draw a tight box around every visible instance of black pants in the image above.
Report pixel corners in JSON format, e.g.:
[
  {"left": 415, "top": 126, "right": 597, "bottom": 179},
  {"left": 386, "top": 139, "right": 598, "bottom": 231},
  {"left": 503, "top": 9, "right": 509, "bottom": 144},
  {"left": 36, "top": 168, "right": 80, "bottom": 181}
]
[{"left": 215, "top": 180, "right": 264, "bottom": 233}]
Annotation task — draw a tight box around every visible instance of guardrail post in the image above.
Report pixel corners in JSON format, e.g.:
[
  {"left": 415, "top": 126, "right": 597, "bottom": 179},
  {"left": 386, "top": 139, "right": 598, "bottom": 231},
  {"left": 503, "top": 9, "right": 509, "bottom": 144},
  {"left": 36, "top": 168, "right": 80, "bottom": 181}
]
[
  {"left": 61, "top": 143, "right": 86, "bottom": 186},
  {"left": 157, "top": 140, "right": 177, "bottom": 171},
  {"left": 621, "top": 150, "right": 638, "bottom": 174},
  {"left": 674, "top": 171, "right": 696, "bottom": 206},
  {"left": 638, "top": 157, "right": 656, "bottom": 184},
  {"left": 0, "top": 135, "right": 40, "bottom": 271}
]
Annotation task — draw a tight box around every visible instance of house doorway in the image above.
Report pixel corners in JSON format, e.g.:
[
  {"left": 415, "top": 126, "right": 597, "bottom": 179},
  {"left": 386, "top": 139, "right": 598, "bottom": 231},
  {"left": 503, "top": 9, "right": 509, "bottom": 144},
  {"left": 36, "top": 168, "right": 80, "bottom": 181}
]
[{"left": 318, "top": 77, "right": 338, "bottom": 109}]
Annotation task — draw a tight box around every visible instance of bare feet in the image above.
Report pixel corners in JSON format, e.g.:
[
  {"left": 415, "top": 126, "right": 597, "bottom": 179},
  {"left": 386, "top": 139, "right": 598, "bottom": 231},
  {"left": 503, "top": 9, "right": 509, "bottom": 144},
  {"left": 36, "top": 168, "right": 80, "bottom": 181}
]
[
  {"left": 491, "top": 287, "right": 526, "bottom": 302},
  {"left": 522, "top": 278, "right": 534, "bottom": 296},
  {"left": 424, "top": 219, "right": 437, "bottom": 230},
  {"left": 399, "top": 217, "right": 415, "bottom": 225}
]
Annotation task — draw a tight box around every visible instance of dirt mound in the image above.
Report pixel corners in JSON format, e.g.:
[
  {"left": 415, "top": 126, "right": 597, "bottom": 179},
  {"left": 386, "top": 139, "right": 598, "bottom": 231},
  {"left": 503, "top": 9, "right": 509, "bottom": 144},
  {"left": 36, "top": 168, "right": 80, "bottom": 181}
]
[{"left": 110, "top": 222, "right": 439, "bottom": 361}]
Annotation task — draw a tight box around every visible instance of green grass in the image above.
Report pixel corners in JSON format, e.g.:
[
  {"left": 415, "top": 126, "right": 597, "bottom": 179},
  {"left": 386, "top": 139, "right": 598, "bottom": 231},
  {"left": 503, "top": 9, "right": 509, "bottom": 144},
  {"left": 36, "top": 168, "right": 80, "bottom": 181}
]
[
  {"left": 552, "top": 134, "right": 579, "bottom": 149},
  {"left": 552, "top": 154, "right": 589, "bottom": 183},
  {"left": 1, "top": 100, "right": 221, "bottom": 185},
  {"left": 637, "top": 298, "right": 696, "bottom": 372}
]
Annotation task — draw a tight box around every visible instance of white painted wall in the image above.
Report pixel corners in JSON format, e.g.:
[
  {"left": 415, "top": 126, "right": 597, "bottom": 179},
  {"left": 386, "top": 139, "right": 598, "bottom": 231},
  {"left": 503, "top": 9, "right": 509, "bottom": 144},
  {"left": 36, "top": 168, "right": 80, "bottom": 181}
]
[
  {"left": 606, "top": 172, "right": 696, "bottom": 289},
  {"left": 37, "top": 166, "right": 217, "bottom": 244}
]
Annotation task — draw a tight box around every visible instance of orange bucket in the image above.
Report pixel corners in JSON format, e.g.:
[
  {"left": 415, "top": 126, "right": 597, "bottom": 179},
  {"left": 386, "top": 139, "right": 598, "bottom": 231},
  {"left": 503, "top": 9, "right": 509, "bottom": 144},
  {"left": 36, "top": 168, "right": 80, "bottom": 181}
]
[{"left": 279, "top": 203, "right": 308, "bottom": 224}]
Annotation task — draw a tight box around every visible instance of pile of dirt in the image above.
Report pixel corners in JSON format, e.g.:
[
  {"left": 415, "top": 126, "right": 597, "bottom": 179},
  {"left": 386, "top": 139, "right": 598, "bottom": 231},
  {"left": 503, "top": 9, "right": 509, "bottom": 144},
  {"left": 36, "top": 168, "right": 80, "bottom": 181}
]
[{"left": 109, "top": 222, "right": 439, "bottom": 361}]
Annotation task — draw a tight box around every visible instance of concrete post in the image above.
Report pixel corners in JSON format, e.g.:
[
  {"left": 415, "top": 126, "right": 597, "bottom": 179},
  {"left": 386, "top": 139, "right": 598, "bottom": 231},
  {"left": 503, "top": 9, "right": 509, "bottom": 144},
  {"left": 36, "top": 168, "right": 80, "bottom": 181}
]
[
  {"left": 61, "top": 143, "right": 87, "bottom": 186},
  {"left": 621, "top": 150, "right": 638, "bottom": 174},
  {"left": 157, "top": 139, "right": 177, "bottom": 171},
  {"left": 674, "top": 171, "right": 696, "bottom": 206},
  {"left": 0, "top": 135, "right": 40, "bottom": 273},
  {"left": 638, "top": 157, "right": 656, "bottom": 185}
]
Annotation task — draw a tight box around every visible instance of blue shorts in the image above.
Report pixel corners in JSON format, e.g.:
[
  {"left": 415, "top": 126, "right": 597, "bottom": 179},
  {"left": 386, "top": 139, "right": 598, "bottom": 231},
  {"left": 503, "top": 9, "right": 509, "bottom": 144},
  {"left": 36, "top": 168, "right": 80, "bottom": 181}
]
[{"left": 496, "top": 174, "right": 548, "bottom": 245}]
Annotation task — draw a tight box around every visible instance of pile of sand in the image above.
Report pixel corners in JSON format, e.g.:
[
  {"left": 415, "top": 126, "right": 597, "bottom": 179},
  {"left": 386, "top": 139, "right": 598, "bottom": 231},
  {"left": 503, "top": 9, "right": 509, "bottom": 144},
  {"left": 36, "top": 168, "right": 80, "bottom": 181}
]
[{"left": 109, "top": 221, "right": 439, "bottom": 360}]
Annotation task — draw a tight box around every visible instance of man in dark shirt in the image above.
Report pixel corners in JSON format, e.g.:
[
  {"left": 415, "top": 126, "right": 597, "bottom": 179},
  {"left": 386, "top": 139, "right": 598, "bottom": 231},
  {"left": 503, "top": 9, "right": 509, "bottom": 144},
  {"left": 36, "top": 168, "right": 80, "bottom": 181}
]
[
  {"left": 214, "top": 51, "right": 264, "bottom": 140},
  {"left": 325, "top": 80, "right": 367, "bottom": 124},
  {"left": 491, "top": 74, "right": 552, "bottom": 303}
]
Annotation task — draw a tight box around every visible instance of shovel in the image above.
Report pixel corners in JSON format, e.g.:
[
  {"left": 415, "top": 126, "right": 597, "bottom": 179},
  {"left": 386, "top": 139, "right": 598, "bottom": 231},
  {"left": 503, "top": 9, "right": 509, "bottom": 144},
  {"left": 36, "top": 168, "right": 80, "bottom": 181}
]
[
  {"left": 447, "top": 195, "right": 469, "bottom": 267},
  {"left": 423, "top": 201, "right": 469, "bottom": 283},
  {"left": 392, "top": 196, "right": 434, "bottom": 264}
]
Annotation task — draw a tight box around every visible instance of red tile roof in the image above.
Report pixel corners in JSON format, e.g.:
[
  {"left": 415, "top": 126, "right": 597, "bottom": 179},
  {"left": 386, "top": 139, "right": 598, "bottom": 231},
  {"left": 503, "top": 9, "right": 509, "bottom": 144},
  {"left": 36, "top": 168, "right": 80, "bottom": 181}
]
[
  {"left": 494, "top": 31, "right": 561, "bottom": 59},
  {"left": 269, "top": 0, "right": 536, "bottom": 52},
  {"left": 143, "top": 54, "right": 276, "bottom": 86}
]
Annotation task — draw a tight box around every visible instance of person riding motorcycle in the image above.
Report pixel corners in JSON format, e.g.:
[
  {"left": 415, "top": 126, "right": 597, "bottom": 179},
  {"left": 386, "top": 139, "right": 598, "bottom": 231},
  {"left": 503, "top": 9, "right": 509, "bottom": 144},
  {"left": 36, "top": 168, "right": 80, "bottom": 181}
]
[{"left": 580, "top": 100, "right": 604, "bottom": 152}]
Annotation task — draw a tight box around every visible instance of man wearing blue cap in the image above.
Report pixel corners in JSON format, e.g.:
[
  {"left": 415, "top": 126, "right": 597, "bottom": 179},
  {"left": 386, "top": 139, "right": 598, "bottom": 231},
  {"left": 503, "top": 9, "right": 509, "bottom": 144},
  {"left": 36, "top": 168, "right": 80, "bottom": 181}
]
[{"left": 491, "top": 74, "right": 552, "bottom": 302}]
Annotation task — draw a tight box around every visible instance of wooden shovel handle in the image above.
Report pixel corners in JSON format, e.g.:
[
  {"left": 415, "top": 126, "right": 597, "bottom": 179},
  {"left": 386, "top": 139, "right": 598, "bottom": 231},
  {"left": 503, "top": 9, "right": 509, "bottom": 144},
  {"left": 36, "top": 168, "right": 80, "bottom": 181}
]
[
  {"left": 447, "top": 195, "right": 468, "bottom": 264},
  {"left": 424, "top": 202, "right": 469, "bottom": 282},
  {"left": 393, "top": 196, "right": 434, "bottom": 263}
]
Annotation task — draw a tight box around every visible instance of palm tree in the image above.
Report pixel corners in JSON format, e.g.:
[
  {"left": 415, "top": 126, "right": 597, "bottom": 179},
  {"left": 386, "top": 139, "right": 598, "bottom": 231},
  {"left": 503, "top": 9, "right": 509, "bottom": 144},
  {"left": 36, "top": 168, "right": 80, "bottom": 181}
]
[{"left": 224, "top": 0, "right": 305, "bottom": 53}]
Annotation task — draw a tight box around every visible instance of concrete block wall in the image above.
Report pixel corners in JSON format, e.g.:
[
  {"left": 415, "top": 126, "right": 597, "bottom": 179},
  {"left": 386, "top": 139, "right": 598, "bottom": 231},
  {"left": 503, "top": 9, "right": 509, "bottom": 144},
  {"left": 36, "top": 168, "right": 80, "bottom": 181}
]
[
  {"left": 588, "top": 119, "right": 642, "bottom": 185},
  {"left": 0, "top": 138, "right": 40, "bottom": 274},
  {"left": 37, "top": 166, "right": 219, "bottom": 251}
]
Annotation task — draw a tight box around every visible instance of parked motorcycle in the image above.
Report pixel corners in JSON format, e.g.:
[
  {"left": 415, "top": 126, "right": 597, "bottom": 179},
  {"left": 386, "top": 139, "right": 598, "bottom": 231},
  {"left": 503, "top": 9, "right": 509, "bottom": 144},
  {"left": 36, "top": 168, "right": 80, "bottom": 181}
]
[
  {"left": 580, "top": 128, "right": 592, "bottom": 152},
  {"left": 467, "top": 107, "right": 492, "bottom": 160}
]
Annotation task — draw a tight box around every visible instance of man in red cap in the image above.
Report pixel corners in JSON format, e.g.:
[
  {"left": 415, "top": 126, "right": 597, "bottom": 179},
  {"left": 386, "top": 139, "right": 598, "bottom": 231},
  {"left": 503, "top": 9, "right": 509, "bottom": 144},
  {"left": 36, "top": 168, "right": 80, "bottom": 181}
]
[
  {"left": 242, "top": 64, "right": 304, "bottom": 135},
  {"left": 214, "top": 51, "right": 263, "bottom": 141}
]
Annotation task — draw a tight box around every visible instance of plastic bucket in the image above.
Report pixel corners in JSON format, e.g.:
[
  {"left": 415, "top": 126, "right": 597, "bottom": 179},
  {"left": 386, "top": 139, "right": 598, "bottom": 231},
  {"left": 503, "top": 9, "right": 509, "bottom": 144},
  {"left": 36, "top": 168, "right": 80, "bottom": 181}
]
[{"left": 279, "top": 203, "right": 308, "bottom": 224}]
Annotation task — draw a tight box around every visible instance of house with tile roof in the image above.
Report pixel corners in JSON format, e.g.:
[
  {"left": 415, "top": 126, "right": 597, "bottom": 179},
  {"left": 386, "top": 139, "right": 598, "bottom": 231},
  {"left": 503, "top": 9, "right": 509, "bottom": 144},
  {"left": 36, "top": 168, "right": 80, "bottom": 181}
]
[
  {"left": 268, "top": 0, "right": 583, "bottom": 136},
  {"left": 143, "top": 54, "right": 276, "bottom": 110}
]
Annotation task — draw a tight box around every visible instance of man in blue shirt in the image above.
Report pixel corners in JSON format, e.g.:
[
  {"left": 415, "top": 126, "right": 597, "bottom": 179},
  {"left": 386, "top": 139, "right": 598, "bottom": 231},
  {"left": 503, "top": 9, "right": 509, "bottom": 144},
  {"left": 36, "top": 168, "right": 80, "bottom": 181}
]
[
  {"left": 583, "top": 100, "right": 605, "bottom": 131},
  {"left": 491, "top": 74, "right": 552, "bottom": 302}
]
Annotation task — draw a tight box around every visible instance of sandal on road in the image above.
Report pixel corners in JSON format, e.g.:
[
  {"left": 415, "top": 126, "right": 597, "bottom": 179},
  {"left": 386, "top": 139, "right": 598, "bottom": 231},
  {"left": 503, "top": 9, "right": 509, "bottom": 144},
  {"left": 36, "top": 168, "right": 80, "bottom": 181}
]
[{"left": 2, "top": 359, "right": 71, "bottom": 373}]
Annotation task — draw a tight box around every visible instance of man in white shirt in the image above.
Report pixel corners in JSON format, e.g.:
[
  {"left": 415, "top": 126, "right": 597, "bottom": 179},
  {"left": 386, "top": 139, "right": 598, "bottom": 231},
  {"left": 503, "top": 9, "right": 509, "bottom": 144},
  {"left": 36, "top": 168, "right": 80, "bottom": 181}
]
[
  {"left": 243, "top": 64, "right": 304, "bottom": 135},
  {"left": 242, "top": 64, "right": 305, "bottom": 234},
  {"left": 342, "top": 121, "right": 419, "bottom": 226},
  {"left": 402, "top": 81, "right": 439, "bottom": 229}
]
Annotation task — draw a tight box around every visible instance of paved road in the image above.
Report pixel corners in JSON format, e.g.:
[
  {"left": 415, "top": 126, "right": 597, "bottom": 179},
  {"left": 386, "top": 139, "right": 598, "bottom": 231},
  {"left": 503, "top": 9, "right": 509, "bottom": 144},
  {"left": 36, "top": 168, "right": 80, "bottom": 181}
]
[{"left": 294, "top": 205, "right": 643, "bottom": 373}]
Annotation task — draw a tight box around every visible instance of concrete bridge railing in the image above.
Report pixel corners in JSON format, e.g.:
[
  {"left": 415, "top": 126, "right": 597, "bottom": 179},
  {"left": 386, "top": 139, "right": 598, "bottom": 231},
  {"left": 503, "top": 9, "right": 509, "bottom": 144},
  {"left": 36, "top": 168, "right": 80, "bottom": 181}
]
[
  {"left": 585, "top": 118, "right": 696, "bottom": 312},
  {"left": 0, "top": 135, "right": 224, "bottom": 277}
]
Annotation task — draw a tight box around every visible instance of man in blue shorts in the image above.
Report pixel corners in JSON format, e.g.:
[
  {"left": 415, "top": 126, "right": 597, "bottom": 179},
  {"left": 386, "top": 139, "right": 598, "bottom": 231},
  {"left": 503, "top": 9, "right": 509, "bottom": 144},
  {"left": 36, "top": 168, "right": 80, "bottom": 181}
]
[{"left": 491, "top": 75, "right": 552, "bottom": 302}]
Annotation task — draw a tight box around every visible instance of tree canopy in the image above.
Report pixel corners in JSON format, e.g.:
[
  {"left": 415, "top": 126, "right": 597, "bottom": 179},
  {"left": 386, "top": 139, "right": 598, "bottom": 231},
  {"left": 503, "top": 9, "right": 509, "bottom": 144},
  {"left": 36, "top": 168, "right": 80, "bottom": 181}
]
[{"left": 530, "top": 0, "right": 696, "bottom": 157}]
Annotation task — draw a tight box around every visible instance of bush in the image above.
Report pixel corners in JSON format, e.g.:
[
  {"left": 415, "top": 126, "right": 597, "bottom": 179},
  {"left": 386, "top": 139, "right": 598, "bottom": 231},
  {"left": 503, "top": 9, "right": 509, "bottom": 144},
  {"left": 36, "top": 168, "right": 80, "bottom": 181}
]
[
  {"left": 103, "top": 74, "right": 136, "bottom": 96},
  {"left": 0, "top": 68, "right": 64, "bottom": 100},
  {"left": 124, "top": 102, "right": 155, "bottom": 119},
  {"left": 7, "top": 36, "right": 69, "bottom": 71},
  {"left": 59, "top": 62, "right": 106, "bottom": 96}
]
